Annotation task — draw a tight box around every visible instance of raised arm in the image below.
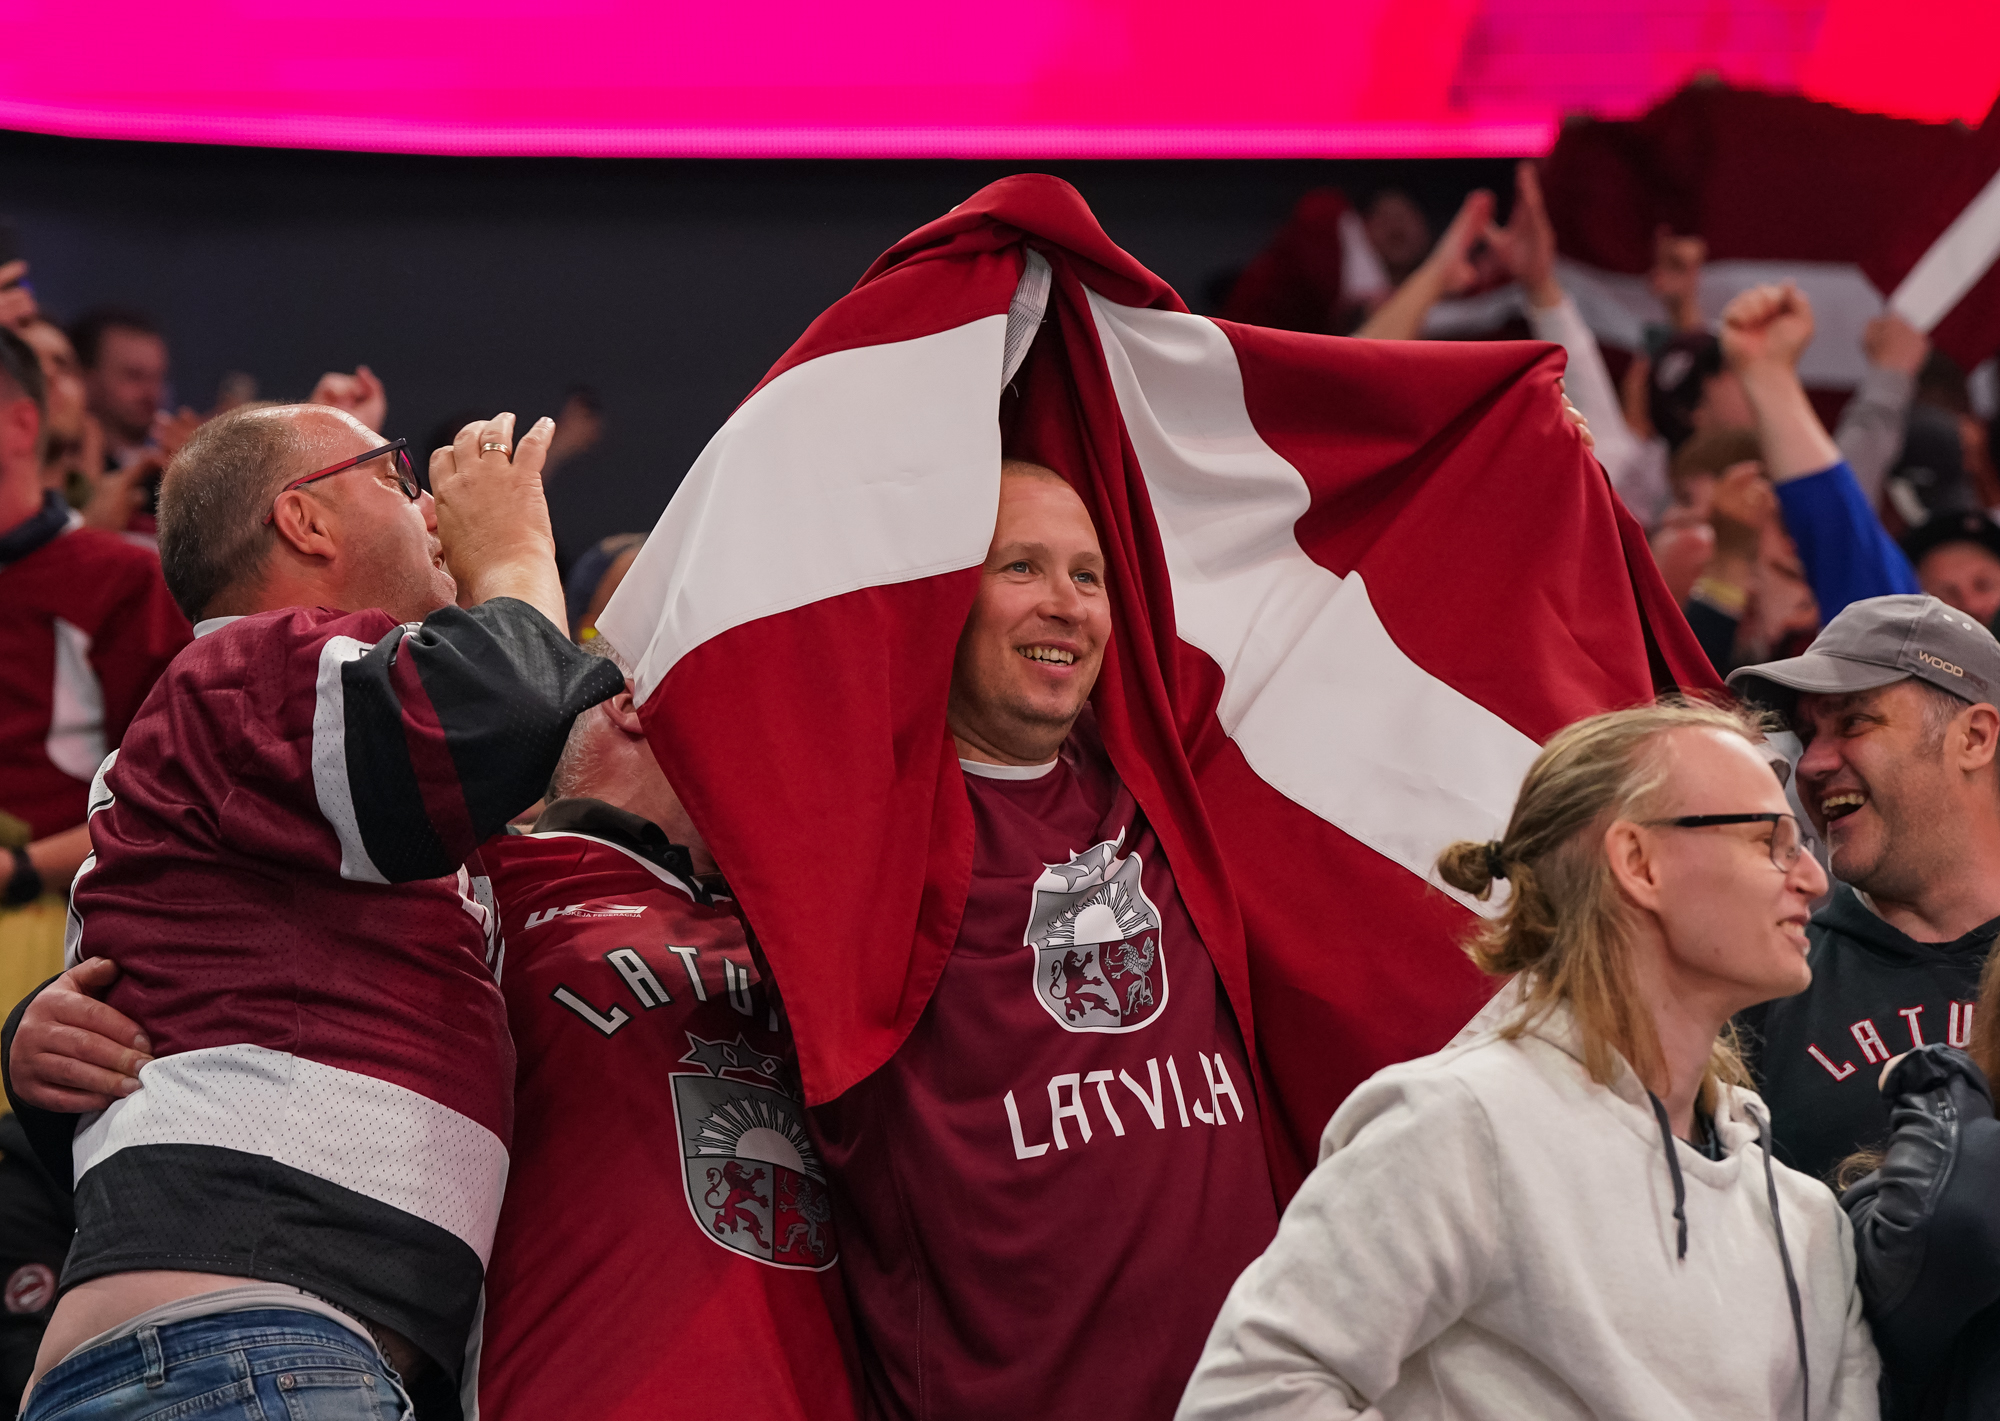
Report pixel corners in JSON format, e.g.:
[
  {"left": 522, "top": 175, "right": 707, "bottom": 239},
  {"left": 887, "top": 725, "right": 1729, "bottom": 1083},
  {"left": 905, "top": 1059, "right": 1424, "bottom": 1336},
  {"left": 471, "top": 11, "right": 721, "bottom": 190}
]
[
  {"left": 298, "top": 410, "right": 619, "bottom": 884},
  {"left": 1353, "top": 191, "right": 1493, "bottom": 342},
  {"left": 1722, "top": 284, "right": 1918, "bottom": 618},
  {"left": 1490, "top": 161, "right": 1668, "bottom": 524},
  {"left": 1835, "top": 314, "right": 1927, "bottom": 507},
  {"left": 432, "top": 410, "right": 569, "bottom": 631}
]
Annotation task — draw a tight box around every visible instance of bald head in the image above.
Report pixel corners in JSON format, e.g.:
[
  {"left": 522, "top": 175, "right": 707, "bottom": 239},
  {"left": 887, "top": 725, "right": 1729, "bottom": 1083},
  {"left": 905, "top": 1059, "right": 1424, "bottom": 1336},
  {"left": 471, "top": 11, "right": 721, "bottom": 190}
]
[
  {"left": 159, "top": 403, "right": 441, "bottom": 623},
  {"left": 1001, "top": 457, "right": 1070, "bottom": 489},
  {"left": 158, "top": 403, "right": 307, "bottom": 620}
]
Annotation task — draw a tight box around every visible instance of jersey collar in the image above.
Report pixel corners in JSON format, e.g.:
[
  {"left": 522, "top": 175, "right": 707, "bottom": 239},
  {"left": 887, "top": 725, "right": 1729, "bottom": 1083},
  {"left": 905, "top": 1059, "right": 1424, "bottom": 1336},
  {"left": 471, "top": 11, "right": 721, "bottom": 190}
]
[
  {"left": 530, "top": 797, "right": 717, "bottom": 903},
  {"left": 0, "top": 489, "right": 79, "bottom": 571}
]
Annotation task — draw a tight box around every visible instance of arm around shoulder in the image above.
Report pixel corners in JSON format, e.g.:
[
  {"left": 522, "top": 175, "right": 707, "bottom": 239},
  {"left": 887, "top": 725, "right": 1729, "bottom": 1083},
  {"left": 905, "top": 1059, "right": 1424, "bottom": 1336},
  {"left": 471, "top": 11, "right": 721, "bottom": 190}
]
[{"left": 1177, "top": 1069, "right": 1501, "bottom": 1421}]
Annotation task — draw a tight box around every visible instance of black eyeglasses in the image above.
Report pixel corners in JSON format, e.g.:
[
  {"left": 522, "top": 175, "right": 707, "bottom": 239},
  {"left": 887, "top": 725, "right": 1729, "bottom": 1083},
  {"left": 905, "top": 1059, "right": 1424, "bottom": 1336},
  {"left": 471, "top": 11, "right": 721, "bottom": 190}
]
[
  {"left": 1643, "top": 813, "right": 1818, "bottom": 871},
  {"left": 264, "top": 439, "right": 419, "bottom": 525}
]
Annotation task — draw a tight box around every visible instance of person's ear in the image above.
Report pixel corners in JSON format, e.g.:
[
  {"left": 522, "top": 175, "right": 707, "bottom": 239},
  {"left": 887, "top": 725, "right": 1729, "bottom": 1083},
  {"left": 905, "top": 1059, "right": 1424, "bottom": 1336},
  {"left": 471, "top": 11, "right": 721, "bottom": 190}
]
[
  {"left": 268, "top": 487, "right": 339, "bottom": 562},
  {"left": 1603, "top": 819, "right": 1664, "bottom": 912},
  {"left": 603, "top": 681, "right": 645, "bottom": 737},
  {"left": 3, "top": 396, "right": 39, "bottom": 462},
  {"left": 1957, "top": 702, "right": 2000, "bottom": 775}
]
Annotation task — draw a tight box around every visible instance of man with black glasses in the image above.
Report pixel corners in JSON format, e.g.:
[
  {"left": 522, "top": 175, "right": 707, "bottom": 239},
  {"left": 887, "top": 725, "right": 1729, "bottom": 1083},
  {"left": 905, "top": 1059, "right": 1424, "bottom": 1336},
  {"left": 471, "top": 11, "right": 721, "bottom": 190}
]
[
  {"left": 1730, "top": 593, "right": 2000, "bottom": 1182},
  {"left": 2, "top": 401, "right": 619, "bottom": 1419}
]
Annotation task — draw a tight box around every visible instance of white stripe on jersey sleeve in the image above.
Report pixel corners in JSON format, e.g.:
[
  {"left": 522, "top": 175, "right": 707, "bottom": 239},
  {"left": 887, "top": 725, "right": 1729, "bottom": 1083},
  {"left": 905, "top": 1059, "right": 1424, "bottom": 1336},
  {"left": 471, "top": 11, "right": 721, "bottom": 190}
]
[
  {"left": 46, "top": 617, "right": 108, "bottom": 782},
  {"left": 62, "top": 749, "right": 121, "bottom": 971},
  {"left": 312, "top": 635, "right": 389, "bottom": 885},
  {"left": 74, "top": 1043, "right": 510, "bottom": 1263}
]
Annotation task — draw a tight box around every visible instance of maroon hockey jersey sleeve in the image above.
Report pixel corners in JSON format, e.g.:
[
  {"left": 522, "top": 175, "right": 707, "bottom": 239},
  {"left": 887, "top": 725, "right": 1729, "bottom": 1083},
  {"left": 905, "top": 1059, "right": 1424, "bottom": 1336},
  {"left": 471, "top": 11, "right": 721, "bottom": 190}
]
[{"left": 319, "top": 597, "right": 624, "bottom": 882}]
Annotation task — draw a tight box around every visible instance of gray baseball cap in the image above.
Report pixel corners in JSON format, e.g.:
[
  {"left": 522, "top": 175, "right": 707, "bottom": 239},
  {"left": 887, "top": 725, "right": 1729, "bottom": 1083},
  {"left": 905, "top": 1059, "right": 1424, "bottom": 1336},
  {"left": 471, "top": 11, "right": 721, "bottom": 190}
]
[{"left": 1728, "top": 593, "right": 2000, "bottom": 718}]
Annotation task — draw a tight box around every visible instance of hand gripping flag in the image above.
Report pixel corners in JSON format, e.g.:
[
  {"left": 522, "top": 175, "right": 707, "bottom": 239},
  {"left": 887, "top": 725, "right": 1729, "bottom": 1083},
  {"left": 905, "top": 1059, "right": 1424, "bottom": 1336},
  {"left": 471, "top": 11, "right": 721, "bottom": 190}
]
[{"left": 598, "top": 175, "right": 1718, "bottom": 1193}]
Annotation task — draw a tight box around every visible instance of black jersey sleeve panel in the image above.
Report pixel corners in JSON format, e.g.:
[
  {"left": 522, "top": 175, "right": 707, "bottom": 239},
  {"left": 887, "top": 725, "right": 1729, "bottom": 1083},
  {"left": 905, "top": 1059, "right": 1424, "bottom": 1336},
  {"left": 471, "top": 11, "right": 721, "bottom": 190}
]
[
  {"left": 413, "top": 599, "right": 622, "bottom": 852},
  {"left": 1842, "top": 1044, "right": 2000, "bottom": 1391},
  {"left": 341, "top": 624, "right": 453, "bottom": 884},
  {"left": 339, "top": 600, "right": 621, "bottom": 883},
  {"left": 0, "top": 977, "right": 80, "bottom": 1193}
]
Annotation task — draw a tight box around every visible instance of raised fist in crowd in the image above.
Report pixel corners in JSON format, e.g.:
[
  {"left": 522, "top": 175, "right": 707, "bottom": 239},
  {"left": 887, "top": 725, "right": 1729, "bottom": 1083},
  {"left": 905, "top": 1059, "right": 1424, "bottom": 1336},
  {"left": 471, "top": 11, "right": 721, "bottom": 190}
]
[
  {"left": 1720, "top": 282, "right": 1815, "bottom": 373},
  {"left": 309, "top": 363, "right": 388, "bottom": 434},
  {"left": 1861, "top": 312, "right": 1930, "bottom": 377}
]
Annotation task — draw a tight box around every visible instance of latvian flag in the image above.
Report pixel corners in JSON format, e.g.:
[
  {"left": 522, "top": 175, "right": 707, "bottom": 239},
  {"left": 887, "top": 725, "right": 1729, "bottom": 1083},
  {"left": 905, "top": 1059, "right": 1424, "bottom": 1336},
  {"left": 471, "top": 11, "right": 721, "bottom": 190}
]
[
  {"left": 598, "top": 175, "right": 1717, "bottom": 1191},
  {"left": 1542, "top": 83, "right": 2000, "bottom": 392}
]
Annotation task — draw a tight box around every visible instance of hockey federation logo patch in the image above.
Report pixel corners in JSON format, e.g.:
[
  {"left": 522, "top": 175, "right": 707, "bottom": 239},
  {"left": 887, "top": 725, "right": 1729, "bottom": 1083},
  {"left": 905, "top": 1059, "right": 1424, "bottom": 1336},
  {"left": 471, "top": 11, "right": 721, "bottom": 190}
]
[
  {"left": 1026, "top": 834, "right": 1167, "bottom": 1034},
  {"left": 671, "top": 1032, "right": 837, "bottom": 1271}
]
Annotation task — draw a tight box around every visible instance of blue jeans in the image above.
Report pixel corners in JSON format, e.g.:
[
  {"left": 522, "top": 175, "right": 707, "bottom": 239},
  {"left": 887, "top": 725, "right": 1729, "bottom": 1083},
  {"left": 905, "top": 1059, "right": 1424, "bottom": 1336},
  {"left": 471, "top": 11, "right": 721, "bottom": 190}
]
[{"left": 21, "top": 1308, "right": 414, "bottom": 1420}]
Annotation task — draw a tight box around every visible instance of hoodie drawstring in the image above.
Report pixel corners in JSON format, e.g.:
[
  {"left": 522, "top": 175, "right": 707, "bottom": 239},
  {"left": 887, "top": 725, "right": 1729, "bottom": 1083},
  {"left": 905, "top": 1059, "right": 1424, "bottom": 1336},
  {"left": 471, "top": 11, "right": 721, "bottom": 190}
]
[
  {"left": 1645, "top": 1091, "right": 1689, "bottom": 1260},
  {"left": 1649, "top": 1095, "right": 1810, "bottom": 1419},
  {"left": 1753, "top": 1105, "right": 1811, "bottom": 1421}
]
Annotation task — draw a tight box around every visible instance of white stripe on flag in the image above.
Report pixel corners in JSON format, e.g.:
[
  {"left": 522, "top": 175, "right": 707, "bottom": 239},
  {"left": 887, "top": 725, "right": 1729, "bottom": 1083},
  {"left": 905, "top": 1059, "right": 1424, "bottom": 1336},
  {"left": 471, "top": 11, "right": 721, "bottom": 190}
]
[
  {"left": 1086, "top": 291, "right": 1539, "bottom": 912},
  {"left": 1435, "top": 257, "right": 1888, "bottom": 389},
  {"left": 601, "top": 314, "right": 1011, "bottom": 702},
  {"left": 1891, "top": 165, "right": 2000, "bottom": 333},
  {"left": 75, "top": 1043, "right": 510, "bottom": 1262}
]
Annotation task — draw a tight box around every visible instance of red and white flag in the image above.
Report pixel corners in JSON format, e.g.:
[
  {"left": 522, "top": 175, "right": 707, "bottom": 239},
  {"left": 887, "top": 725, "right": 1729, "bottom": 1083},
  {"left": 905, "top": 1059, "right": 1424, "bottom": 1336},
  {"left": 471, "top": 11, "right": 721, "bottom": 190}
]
[
  {"left": 1541, "top": 83, "right": 2000, "bottom": 386},
  {"left": 598, "top": 175, "right": 1716, "bottom": 1190}
]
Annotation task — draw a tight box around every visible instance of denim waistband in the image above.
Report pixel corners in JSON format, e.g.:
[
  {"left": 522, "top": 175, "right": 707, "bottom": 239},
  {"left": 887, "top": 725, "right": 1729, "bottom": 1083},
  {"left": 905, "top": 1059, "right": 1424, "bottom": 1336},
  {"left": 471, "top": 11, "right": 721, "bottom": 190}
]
[{"left": 30, "top": 1306, "right": 382, "bottom": 1411}]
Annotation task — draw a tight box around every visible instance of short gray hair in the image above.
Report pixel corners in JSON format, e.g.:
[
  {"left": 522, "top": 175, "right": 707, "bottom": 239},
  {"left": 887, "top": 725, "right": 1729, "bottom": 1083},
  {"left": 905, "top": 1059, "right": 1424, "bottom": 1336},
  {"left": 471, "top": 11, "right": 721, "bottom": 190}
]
[
  {"left": 157, "top": 404, "right": 314, "bottom": 621},
  {"left": 547, "top": 637, "right": 634, "bottom": 802},
  {"left": 1914, "top": 675, "right": 1983, "bottom": 755}
]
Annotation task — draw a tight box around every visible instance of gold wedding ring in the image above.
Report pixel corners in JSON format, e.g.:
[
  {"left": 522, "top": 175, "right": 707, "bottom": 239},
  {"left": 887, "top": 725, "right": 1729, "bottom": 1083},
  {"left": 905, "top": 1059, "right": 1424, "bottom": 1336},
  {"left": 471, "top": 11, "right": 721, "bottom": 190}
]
[{"left": 480, "top": 442, "right": 511, "bottom": 454}]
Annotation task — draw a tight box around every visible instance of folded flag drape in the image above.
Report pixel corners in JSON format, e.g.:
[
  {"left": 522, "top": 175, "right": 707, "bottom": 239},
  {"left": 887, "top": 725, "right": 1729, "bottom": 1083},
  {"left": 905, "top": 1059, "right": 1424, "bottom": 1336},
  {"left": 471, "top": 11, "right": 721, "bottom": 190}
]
[{"left": 598, "top": 174, "right": 1719, "bottom": 1192}]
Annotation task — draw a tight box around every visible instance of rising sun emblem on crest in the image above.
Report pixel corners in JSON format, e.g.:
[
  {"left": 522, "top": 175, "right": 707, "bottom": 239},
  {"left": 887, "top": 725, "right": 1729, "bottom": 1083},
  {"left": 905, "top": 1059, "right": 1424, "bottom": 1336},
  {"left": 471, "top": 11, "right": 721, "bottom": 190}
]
[
  {"left": 1042, "top": 879, "right": 1153, "bottom": 950},
  {"left": 689, "top": 1092, "right": 825, "bottom": 1182},
  {"left": 672, "top": 1031, "right": 839, "bottom": 1271}
]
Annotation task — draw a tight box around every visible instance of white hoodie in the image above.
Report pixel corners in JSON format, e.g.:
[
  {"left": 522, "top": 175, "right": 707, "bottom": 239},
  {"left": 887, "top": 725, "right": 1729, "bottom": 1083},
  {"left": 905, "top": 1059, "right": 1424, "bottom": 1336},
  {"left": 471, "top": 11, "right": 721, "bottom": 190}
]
[{"left": 1177, "top": 1004, "right": 1879, "bottom": 1420}]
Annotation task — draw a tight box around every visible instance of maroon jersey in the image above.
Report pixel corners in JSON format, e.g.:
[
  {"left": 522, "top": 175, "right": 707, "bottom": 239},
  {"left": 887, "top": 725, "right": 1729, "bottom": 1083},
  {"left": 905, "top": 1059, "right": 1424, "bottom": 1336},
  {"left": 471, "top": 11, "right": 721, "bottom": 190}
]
[
  {"left": 476, "top": 800, "right": 858, "bottom": 1421},
  {"left": 35, "top": 601, "right": 619, "bottom": 1406},
  {"left": 0, "top": 493, "right": 189, "bottom": 839},
  {"left": 812, "top": 726, "right": 1277, "bottom": 1421}
]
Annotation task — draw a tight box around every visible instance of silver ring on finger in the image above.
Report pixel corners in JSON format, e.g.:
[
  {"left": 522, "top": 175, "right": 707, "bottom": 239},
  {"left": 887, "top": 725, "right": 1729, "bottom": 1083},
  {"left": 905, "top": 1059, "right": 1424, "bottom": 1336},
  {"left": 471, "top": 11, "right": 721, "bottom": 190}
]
[{"left": 481, "top": 442, "right": 511, "bottom": 454}]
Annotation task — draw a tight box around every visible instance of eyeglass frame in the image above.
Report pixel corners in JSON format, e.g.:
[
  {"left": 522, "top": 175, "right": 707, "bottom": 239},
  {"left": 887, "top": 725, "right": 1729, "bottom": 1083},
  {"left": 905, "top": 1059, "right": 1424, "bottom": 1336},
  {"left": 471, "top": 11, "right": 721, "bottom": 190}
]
[
  {"left": 1640, "top": 812, "right": 1819, "bottom": 872},
  {"left": 263, "top": 439, "right": 419, "bottom": 526}
]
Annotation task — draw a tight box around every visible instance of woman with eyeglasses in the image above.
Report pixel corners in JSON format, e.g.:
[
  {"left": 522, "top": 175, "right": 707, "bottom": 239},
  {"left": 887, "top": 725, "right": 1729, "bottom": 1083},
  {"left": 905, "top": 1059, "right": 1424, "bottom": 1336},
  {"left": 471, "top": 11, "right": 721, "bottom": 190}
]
[
  {"left": 1838, "top": 946, "right": 2000, "bottom": 1421},
  {"left": 1177, "top": 699, "right": 1879, "bottom": 1421}
]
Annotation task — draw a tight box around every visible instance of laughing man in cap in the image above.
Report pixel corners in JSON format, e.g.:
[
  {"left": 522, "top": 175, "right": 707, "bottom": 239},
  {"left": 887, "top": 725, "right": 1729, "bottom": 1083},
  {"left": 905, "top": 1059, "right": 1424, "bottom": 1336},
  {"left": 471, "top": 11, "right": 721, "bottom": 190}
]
[{"left": 1730, "top": 594, "right": 2000, "bottom": 1181}]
